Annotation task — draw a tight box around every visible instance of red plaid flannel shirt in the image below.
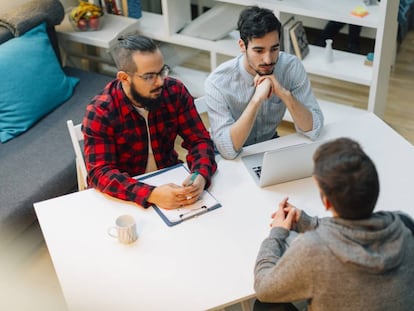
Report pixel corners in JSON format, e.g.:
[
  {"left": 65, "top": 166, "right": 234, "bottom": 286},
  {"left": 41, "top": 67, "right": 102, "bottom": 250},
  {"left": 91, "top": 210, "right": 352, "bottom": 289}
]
[{"left": 82, "top": 78, "right": 217, "bottom": 207}]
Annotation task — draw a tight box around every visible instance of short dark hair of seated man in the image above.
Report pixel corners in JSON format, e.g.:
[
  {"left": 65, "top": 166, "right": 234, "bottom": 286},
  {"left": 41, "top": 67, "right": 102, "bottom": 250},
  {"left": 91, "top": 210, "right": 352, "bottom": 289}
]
[
  {"left": 312, "top": 137, "right": 379, "bottom": 219},
  {"left": 237, "top": 6, "right": 281, "bottom": 49}
]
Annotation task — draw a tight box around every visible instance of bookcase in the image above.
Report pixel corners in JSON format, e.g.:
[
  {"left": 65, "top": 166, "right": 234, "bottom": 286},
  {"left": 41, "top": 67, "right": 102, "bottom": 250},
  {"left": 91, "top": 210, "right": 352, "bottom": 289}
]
[{"left": 136, "top": 0, "right": 399, "bottom": 117}]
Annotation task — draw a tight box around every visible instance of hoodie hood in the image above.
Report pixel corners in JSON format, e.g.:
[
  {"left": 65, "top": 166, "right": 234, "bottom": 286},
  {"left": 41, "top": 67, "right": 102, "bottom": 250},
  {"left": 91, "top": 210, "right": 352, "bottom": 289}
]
[{"left": 317, "top": 211, "right": 411, "bottom": 273}]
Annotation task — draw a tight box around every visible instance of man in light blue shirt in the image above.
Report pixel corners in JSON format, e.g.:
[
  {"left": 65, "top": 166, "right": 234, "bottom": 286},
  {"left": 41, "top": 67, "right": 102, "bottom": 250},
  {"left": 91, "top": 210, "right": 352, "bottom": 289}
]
[{"left": 205, "top": 6, "right": 324, "bottom": 159}]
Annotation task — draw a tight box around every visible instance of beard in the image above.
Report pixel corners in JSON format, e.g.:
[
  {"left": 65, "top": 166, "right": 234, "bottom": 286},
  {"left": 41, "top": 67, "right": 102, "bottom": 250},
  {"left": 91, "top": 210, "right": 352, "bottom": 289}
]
[
  {"left": 130, "top": 82, "right": 163, "bottom": 111},
  {"left": 246, "top": 51, "right": 276, "bottom": 76},
  {"left": 255, "top": 66, "right": 275, "bottom": 76},
  {"left": 252, "top": 62, "right": 275, "bottom": 76}
]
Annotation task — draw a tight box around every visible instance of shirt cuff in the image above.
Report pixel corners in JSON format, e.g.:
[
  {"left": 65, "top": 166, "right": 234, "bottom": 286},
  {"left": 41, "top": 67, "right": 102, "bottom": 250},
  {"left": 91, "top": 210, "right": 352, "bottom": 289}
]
[{"left": 215, "top": 129, "right": 241, "bottom": 160}]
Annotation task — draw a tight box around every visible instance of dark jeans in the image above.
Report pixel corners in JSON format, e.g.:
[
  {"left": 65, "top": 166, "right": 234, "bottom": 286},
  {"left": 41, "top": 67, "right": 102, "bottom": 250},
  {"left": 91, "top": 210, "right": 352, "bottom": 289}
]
[{"left": 316, "top": 21, "right": 362, "bottom": 53}]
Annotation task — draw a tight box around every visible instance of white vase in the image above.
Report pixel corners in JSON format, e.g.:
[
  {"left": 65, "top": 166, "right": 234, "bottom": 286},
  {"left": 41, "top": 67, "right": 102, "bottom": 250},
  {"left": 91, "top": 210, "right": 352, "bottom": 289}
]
[{"left": 325, "top": 39, "right": 334, "bottom": 63}]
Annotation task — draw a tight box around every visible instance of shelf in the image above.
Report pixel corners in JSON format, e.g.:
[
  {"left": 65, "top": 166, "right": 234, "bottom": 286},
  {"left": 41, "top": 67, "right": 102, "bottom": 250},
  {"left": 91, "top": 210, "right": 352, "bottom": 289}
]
[
  {"left": 139, "top": 0, "right": 398, "bottom": 117},
  {"left": 218, "top": 0, "right": 381, "bottom": 28},
  {"left": 139, "top": 12, "right": 239, "bottom": 56},
  {"left": 55, "top": 0, "right": 397, "bottom": 118},
  {"left": 302, "top": 45, "right": 372, "bottom": 85},
  {"left": 56, "top": 14, "right": 140, "bottom": 49},
  {"left": 138, "top": 11, "right": 166, "bottom": 40},
  {"left": 169, "top": 66, "right": 209, "bottom": 98},
  {"left": 139, "top": 10, "right": 371, "bottom": 86}
]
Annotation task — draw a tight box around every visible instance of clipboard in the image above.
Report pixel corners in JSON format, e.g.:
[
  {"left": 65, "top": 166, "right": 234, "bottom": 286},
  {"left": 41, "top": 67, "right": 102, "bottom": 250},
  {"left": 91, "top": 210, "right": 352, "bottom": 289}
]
[{"left": 139, "top": 164, "right": 221, "bottom": 226}]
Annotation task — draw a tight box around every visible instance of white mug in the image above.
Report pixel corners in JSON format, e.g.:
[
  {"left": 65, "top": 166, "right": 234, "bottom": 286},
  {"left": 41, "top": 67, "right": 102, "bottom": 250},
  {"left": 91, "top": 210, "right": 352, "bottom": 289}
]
[{"left": 108, "top": 214, "right": 138, "bottom": 244}]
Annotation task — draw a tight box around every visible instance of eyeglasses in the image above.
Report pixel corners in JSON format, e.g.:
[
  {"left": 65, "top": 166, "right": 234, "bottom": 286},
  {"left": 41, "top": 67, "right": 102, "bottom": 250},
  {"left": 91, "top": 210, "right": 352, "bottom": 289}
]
[{"left": 130, "top": 64, "right": 170, "bottom": 84}]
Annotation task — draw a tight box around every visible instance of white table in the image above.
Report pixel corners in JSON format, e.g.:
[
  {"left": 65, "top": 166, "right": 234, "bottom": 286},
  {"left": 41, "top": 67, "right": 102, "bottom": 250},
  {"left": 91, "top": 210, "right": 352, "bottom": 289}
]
[{"left": 34, "top": 113, "right": 414, "bottom": 311}]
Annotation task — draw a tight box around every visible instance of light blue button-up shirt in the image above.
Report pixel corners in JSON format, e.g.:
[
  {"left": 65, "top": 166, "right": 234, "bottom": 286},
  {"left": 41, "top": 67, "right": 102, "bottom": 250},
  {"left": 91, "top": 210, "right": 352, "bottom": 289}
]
[{"left": 205, "top": 52, "right": 324, "bottom": 159}]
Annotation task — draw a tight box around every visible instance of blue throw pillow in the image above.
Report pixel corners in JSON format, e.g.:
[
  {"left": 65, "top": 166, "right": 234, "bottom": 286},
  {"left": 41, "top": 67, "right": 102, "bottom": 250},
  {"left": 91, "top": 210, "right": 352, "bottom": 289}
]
[{"left": 0, "top": 22, "right": 79, "bottom": 143}]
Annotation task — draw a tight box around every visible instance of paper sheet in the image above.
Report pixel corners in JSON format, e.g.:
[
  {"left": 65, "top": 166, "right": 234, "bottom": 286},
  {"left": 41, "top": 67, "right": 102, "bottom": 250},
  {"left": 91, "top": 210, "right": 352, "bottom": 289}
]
[{"left": 139, "top": 164, "right": 221, "bottom": 226}]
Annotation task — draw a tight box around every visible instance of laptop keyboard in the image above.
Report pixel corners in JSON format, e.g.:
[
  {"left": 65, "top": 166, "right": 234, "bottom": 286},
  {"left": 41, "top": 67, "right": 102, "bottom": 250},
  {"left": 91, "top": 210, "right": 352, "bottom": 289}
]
[{"left": 253, "top": 166, "right": 262, "bottom": 178}]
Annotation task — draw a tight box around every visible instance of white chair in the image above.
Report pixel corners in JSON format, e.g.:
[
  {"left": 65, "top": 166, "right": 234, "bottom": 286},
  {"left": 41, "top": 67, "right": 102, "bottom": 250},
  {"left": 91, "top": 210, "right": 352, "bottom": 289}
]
[
  {"left": 66, "top": 120, "right": 87, "bottom": 191},
  {"left": 194, "top": 96, "right": 208, "bottom": 114}
]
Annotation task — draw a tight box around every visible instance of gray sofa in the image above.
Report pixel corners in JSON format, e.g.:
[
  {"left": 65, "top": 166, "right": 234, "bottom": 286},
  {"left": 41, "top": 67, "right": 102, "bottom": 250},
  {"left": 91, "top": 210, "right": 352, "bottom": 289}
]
[{"left": 0, "top": 0, "right": 113, "bottom": 246}]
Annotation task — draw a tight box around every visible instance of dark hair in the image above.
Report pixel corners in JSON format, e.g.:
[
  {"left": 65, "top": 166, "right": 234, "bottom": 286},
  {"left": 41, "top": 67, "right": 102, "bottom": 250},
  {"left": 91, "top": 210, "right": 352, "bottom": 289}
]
[
  {"left": 114, "top": 33, "right": 158, "bottom": 72},
  {"left": 237, "top": 6, "right": 281, "bottom": 48},
  {"left": 313, "top": 138, "right": 379, "bottom": 220}
]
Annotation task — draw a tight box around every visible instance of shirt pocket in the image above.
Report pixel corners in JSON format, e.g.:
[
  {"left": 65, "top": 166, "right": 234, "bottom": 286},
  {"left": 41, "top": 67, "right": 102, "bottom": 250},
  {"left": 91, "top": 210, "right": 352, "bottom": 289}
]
[
  {"left": 155, "top": 116, "right": 178, "bottom": 146},
  {"left": 115, "top": 128, "right": 148, "bottom": 163}
]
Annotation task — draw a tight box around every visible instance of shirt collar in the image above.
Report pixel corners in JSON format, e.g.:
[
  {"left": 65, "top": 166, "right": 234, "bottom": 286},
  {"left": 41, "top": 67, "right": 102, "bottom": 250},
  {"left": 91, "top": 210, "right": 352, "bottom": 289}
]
[
  {"left": 117, "top": 80, "right": 137, "bottom": 115},
  {"left": 238, "top": 54, "right": 255, "bottom": 86}
]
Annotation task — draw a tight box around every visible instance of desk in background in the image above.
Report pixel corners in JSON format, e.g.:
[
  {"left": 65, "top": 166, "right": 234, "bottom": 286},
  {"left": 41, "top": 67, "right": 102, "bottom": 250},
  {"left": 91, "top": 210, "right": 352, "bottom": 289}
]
[{"left": 34, "top": 113, "right": 414, "bottom": 311}]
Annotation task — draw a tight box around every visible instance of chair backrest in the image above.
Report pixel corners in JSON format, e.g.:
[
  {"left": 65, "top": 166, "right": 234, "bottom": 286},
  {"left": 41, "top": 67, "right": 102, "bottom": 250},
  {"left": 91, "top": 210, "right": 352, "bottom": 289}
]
[
  {"left": 194, "top": 96, "right": 208, "bottom": 114},
  {"left": 66, "top": 120, "right": 87, "bottom": 191}
]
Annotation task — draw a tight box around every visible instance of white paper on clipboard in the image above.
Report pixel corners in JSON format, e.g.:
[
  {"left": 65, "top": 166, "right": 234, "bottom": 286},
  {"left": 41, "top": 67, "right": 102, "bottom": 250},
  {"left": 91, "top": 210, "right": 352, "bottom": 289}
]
[{"left": 139, "top": 164, "right": 221, "bottom": 226}]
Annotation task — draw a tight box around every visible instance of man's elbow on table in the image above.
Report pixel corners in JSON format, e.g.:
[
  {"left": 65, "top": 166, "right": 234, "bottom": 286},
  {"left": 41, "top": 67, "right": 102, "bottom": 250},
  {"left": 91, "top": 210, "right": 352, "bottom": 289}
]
[
  {"left": 216, "top": 144, "right": 240, "bottom": 160},
  {"left": 254, "top": 280, "right": 275, "bottom": 303}
]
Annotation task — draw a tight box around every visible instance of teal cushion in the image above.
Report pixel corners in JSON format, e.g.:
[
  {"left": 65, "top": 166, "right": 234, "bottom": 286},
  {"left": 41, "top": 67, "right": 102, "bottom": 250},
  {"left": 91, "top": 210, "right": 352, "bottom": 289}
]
[{"left": 0, "top": 22, "right": 79, "bottom": 143}]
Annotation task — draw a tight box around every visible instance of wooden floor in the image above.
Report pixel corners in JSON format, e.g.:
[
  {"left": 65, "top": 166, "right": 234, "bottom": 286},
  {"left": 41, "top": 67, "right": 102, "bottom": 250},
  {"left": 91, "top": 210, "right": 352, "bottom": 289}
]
[
  {"left": 2, "top": 31, "right": 413, "bottom": 311},
  {"left": 309, "top": 31, "right": 414, "bottom": 145}
]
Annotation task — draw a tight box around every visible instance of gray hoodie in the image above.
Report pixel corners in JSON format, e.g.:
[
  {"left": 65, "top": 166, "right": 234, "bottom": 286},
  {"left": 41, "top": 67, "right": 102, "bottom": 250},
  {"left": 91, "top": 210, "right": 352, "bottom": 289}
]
[{"left": 254, "top": 211, "right": 414, "bottom": 310}]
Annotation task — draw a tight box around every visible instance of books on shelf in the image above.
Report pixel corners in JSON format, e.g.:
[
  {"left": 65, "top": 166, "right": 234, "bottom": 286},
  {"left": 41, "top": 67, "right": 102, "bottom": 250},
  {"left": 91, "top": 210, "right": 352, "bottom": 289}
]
[
  {"left": 121, "top": 0, "right": 128, "bottom": 16},
  {"left": 102, "top": 0, "right": 141, "bottom": 19},
  {"left": 281, "top": 18, "right": 309, "bottom": 60},
  {"left": 126, "top": 0, "right": 142, "bottom": 18},
  {"left": 289, "top": 21, "right": 309, "bottom": 60},
  {"left": 281, "top": 17, "right": 296, "bottom": 55},
  {"left": 102, "top": 0, "right": 121, "bottom": 15}
]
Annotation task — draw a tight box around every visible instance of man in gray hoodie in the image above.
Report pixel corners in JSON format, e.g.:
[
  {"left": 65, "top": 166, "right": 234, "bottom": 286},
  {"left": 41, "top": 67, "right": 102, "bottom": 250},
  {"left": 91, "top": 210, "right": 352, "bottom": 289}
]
[{"left": 254, "top": 137, "right": 414, "bottom": 311}]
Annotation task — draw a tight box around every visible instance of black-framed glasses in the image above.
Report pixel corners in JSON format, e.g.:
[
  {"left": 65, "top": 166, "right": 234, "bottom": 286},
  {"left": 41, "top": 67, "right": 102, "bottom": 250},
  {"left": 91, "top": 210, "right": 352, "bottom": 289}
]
[{"left": 130, "top": 64, "right": 170, "bottom": 84}]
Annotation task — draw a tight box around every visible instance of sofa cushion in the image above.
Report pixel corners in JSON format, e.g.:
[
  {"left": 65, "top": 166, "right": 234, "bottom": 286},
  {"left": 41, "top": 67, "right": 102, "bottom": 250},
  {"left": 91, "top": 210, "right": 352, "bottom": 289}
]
[{"left": 0, "top": 22, "right": 79, "bottom": 143}]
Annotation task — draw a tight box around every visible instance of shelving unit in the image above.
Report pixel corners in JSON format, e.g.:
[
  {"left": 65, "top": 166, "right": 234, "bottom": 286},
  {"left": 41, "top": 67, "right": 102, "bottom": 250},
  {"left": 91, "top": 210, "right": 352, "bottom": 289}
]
[
  {"left": 137, "top": 0, "right": 398, "bottom": 118},
  {"left": 268, "top": 0, "right": 399, "bottom": 118},
  {"left": 139, "top": 11, "right": 240, "bottom": 65},
  {"left": 56, "top": 13, "right": 141, "bottom": 71},
  {"left": 57, "top": 1, "right": 398, "bottom": 118}
]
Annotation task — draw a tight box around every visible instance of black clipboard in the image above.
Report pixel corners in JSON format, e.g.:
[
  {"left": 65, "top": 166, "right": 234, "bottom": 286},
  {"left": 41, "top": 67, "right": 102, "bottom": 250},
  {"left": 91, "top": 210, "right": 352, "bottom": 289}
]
[{"left": 139, "top": 164, "right": 221, "bottom": 226}]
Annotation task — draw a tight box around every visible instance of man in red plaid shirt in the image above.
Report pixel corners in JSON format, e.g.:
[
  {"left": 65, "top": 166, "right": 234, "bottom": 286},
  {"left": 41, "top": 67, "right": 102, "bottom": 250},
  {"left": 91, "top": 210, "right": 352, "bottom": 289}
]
[{"left": 82, "top": 34, "right": 217, "bottom": 210}]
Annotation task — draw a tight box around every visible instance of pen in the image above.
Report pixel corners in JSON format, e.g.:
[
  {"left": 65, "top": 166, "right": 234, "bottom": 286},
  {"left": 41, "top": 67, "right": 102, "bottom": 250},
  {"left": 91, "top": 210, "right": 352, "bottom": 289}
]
[{"left": 186, "top": 171, "right": 199, "bottom": 186}]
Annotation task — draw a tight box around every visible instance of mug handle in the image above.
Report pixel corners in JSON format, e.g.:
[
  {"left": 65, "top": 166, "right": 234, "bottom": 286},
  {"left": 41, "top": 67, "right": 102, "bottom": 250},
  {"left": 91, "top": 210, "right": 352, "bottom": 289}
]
[{"left": 107, "top": 227, "right": 118, "bottom": 238}]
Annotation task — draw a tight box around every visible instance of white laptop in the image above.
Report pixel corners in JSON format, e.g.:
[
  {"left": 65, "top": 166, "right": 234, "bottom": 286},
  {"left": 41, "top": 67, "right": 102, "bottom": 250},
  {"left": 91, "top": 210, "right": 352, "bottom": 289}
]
[{"left": 241, "top": 141, "right": 323, "bottom": 187}]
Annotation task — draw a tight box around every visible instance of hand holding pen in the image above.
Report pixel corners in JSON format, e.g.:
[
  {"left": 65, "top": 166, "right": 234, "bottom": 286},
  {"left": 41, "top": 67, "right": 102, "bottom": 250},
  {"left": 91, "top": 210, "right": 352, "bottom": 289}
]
[
  {"left": 147, "top": 172, "right": 205, "bottom": 209},
  {"left": 185, "top": 171, "right": 199, "bottom": 186},
  {"left": 177, "top": 171, "right": 205, "bottom": 205}
]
